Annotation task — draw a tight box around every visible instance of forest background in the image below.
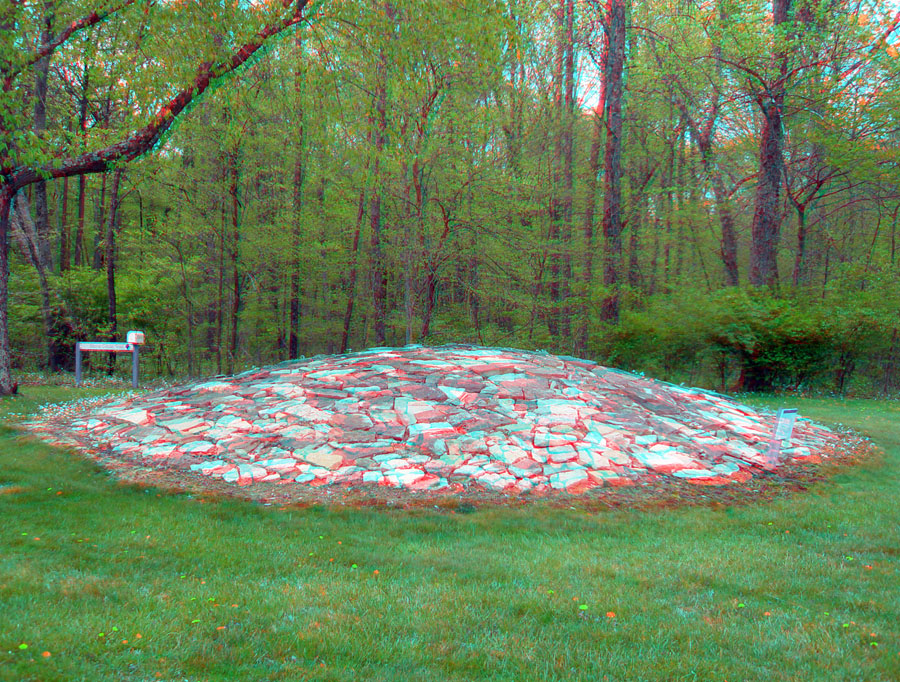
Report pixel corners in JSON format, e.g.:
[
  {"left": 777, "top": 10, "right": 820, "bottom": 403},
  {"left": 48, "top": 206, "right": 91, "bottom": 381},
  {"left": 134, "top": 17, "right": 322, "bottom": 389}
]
[{"left": 3, "top": 0, "right": 900, "bottom": 397}]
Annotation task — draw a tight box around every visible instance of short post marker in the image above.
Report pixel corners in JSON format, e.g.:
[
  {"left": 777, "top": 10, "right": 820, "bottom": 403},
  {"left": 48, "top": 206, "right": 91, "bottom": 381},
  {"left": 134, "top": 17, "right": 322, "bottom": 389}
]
[
  {"left": 126, "top": 331, "right": 145, "bottom": 388},
  {"left": 75, "top": 343, "right": 82, "bottom": 386},
  {"left": 765, "top": 408, "right": 798, "bottom": 469}
]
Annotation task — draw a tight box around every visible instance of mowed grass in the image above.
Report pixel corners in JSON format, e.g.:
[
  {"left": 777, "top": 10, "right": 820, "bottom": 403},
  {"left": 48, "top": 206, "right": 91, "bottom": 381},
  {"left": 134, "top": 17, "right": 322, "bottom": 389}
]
[{"left": 0, "top": 388, "right": 897, "bottom": 681}]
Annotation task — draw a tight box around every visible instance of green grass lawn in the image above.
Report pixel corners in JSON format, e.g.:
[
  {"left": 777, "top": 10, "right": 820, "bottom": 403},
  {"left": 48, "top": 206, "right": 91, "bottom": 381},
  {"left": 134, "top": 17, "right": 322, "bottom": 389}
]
[{"left": 0, "top": 387, "right": 897, "bottom": 681}]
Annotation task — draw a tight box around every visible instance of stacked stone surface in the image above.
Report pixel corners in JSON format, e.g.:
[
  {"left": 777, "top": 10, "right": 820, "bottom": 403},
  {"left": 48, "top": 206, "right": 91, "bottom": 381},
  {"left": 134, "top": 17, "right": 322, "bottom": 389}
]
[{"left": 28, "top": 345, "right": 837, "bottom": 494}]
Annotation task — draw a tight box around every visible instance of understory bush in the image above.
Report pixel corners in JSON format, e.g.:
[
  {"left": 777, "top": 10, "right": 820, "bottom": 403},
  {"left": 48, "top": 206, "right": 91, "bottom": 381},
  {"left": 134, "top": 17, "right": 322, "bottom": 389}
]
[{"left": 604, "top": 287, "right": 898, "bottom": 395}]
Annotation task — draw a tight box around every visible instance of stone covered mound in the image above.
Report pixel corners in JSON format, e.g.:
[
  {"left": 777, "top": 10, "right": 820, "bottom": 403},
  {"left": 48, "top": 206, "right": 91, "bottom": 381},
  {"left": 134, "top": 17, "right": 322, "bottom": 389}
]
[{"left": 31, "top": 345, "right": 838, "bottom": 494}]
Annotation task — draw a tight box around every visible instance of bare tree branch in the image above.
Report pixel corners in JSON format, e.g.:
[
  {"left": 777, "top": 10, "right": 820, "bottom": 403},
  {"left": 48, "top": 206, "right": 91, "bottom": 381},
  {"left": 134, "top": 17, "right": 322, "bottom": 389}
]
[{"left": 8, "top": 0, "right": 309, "bottom": 191}]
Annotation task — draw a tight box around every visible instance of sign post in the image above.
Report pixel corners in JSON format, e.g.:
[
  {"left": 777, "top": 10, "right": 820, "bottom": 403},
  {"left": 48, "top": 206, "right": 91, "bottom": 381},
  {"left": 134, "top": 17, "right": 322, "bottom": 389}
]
[
  {"left": 765, "top": 408, "right": 798, "bottom": 469},
  {"left": 75, "top": 331, "right": 145, "bottom": 388}
]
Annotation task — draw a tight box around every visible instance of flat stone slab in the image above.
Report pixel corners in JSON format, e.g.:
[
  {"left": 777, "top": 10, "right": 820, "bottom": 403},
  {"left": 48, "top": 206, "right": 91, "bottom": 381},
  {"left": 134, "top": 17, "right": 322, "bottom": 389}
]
[{"left": 26, "top": 344, "right": 840, "bottom": 495}]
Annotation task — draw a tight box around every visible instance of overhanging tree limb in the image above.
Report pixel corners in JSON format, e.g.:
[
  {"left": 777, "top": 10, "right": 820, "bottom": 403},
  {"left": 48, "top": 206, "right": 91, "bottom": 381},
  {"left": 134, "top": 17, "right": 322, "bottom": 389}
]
[
  {"left": 8, "top": 0, "right": 140, "bottom": 86},
  {"left": 7, "top": 2, "right": 310, "bottom": 190},
  {"left": 0, "top": 0, "right": 310, "bottom": 395}
]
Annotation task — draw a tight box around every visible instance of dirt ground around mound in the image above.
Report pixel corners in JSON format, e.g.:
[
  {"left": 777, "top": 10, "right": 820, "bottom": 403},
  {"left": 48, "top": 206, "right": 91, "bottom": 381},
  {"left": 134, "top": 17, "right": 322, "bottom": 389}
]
[{"left": 49, "top": 427, "right": 875, "bottom": 512}]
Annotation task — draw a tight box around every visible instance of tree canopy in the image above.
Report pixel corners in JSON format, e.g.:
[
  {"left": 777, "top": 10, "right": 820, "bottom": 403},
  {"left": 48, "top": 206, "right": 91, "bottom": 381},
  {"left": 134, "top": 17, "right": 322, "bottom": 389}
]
[{"left": 3, "top": 0, "right": 900, "bottom": 395}]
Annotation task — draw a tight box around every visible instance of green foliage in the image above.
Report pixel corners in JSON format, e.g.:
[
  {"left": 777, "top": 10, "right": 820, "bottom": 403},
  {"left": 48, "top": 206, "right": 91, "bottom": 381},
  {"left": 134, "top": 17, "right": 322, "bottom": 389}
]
[
  {"left": 704, "top": 290, "right": 835, "bottom": 392},
  {"left": 604, "top": 287, "right": 899, "bottom": 395},
  {"left": 6, "top": 0, "right": 900, "bottom": 394}
]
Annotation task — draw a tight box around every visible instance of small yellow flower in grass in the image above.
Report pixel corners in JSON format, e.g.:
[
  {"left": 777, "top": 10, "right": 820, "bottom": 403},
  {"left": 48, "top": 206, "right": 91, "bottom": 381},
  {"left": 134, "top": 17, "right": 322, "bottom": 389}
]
[
  {"left": 606, "top": 612, "right": 616, "bottom": 618},
  {"left": 763, "top": 611, "right": 771, "bottom": 617},
  {"left": 135, "top": 633, "right": 142, "bottom": 639},
  {"left": 41, "top": 651, "right": 50, "bottom": 658},
  {"left": 373, "top": 570, "right": 379, "bottom": 575},
  {"left": 216, "top": 626, "right": 226, "bottom": 631}
]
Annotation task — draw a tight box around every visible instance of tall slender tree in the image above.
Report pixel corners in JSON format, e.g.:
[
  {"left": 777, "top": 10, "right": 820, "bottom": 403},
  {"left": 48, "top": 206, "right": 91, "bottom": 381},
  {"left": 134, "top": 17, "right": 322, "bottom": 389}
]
[{"left": 600, "top": 0, "right": 628, "bottom": 322}]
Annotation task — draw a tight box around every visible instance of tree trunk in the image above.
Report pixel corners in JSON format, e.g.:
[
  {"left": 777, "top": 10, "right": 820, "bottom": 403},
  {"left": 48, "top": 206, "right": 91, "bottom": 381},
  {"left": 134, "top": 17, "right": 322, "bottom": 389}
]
[
  {"left": 73, "top": 63, "right": 90, "bottom": 268},
  {"left": 749, "top": 0, "right": 791, "bottom": 287},
  {"left": 341, "top": 188, "right": 367, "bottom": 354},
  {"left": 32, "top": 4, "right": 54, "bottom": 272},
  {"left": 402, "top": 187, "right": 414, "bottom": 346},
  {"left": 749, "top": 99, "right": 786, "bottom": 287},
  {"left": 369, "top": 189, "right": 387, "bottom": 345},
  {"left": 420, "top": 200, "right": 452, "bottom": 340},
  {"left": 217, "top": 194, "right": 226, "bottom": 374},
  {"left": 288, "top": 35, "right": 305, "bottom": 360},
  {"left": 11, "top": 193, "right": 60, "bottom": 370},
  {"left": 400, "top": 157, "right": 415, "bottom": 346},
  {"left": 711, "top": 170, "right": 739, "bottom": 285},
  {"left": 689, "top": 121, "right": 739, "bottom": 286},
  {"left": 600, "top": 0, "right": 627, "bottom": 323},
  {"left": 92, "top": 173, "right": 107, "bottom": 270},
  {"left": 369, "top": 12, "right": 391, "bottom": 346},
  {"left": 228, "top": 153, "right": 241, "bottom": 373},
  {"left": 105, "top": 169, "right": 123, "bottom": 371},
  {"left": 0, "top": 187, "right": 13, "bottom": 394},
  {"left": 560, "top": 0, "right": 575, "bottom": 342},
  {"left": 75, "top": 175, "right": 87, "bottom": 267},
  {"left": 547, "top": 0, "right": 569, "bottom": 339},
  {"left": 575, "top": 10, "right": 610, "bottom": 354},
  {"left": 60, "top": 177, "right": 70, "bottom": 271},
  {"left": 575, "top": 112, "right": 602, "bottom": 355},
  {"left": 628, "top": 193, "right": 642, "bottom": 288},
  {"left": 792, "top": 205, "right": 807, "bottom": 286}
]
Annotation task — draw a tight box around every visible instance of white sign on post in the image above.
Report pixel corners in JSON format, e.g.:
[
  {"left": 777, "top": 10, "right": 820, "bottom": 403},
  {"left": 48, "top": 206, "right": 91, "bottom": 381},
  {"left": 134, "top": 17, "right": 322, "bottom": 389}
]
[
  {"left": 75, "top": 330, "right": 146, "bottom": 388},
  {"left": 765, "top": 408, "right": 799, "bottom": 469},
  {"left": 79, "top": 342, "right": 133, "bottom": 353}
]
